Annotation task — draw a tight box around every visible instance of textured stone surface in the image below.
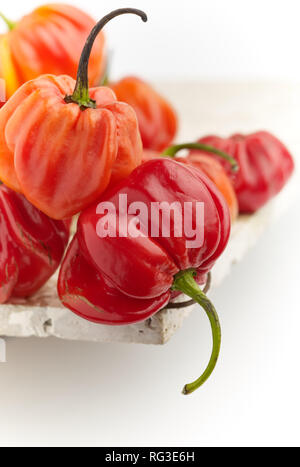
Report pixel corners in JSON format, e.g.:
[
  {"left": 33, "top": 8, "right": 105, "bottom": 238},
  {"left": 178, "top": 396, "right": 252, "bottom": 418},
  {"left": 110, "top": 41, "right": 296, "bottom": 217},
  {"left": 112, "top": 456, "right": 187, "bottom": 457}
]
[{"left": 0, "top": 82, "right": 298, "bottom": 344}]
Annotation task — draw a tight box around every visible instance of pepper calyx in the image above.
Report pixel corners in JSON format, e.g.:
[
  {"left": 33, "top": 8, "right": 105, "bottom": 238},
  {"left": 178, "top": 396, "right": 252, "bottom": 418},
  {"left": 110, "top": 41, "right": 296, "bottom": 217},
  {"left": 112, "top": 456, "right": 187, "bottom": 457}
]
[{"left": 0, "top": 12, "right": 16, "bottom": 31}]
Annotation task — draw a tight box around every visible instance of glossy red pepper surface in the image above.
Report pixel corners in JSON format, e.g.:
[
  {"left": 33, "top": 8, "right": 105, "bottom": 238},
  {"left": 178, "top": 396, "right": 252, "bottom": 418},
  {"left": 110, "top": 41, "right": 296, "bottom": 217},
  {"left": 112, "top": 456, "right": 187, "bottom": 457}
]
[
  {"left": 195, "top": 131, "right": 294, "bottom": 213},
  {"left": 0, "top": 184, "right": 70, "bottom": 303},
  {"left": 58, "top": 158, "right": 230, "bottom": 325},
  {"left": 143, "top": 144, "right": 239, "bottom": 221}
]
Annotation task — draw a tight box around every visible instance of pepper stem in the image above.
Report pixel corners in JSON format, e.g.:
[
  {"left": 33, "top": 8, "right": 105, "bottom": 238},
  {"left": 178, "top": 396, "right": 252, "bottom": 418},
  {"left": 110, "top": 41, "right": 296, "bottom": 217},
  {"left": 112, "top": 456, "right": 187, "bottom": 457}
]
[
  {"left": 172, "top": 269, "right": 221, "bottom": 395},
  {"left": 162, "top": 142, "right": 239, "bottom": 173},
  {"left": 0, "top": 12, "right": 16, "bottom": 31},
  {"left": 64, "top": 8, "right": 147, "bottom": 110}
]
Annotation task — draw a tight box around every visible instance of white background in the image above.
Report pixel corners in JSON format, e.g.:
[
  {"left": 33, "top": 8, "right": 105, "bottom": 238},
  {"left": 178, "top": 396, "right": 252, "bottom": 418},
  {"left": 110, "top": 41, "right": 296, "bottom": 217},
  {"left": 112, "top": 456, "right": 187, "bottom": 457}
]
[
  {"left": 0, "top": 0, "right": 300, "bottom": 448},
  {"left": 2, "top": 0, "right": 300, "bottom": 81}
]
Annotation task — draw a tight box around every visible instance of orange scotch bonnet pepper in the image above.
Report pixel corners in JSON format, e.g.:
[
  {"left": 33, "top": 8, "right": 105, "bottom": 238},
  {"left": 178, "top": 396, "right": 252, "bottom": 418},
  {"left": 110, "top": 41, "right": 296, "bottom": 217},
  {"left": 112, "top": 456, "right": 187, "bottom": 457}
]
[
  {"left": 0, "top": 8, "right": 147, "bottom": 220},
  {"left": 110, "top": 76, "right": 178, "bottom": 152},
  {"left": 0, "top": 4, "right": 105, "bottom": 98}
]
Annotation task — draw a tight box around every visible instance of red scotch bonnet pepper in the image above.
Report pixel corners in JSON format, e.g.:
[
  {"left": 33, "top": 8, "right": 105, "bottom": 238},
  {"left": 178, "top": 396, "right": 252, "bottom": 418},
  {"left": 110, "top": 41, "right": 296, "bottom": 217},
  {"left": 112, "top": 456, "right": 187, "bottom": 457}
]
[
  {"left": 0, "top": 184, "right": 70, "bottom": 304},
  {"left": 0, "top": 9, "right": 147, "bottom": 220},
  {"left": 58, "top": 158, "right": 231, "bottom": 394},
  {"left": 196, "top": 131, "right": 295, "bottom": 213}
]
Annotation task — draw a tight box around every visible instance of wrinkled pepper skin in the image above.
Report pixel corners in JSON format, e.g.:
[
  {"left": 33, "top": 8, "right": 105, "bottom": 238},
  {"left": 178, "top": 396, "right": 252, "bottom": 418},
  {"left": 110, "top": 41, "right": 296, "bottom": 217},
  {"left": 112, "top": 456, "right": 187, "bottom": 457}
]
[
  {"left": 143, "top": 149, "right": 239, "bottom": 221},
  {"left": 0, "top": 184, "right": 70, "bottom": 304},
  {"left": 110, "top": 77, "right": 178, "bottom": 151},
  {"left": 0, "top": 76, "right": 142, "bottom": 219},
  {"left": 58, "top": 158, "right": 230, "bottom": 325},
  {"left": 0, "top": 4, "right": 105, "bottom": 98},
  {"left": 196, "top": 132, "right": 295, "bottom": 213}
]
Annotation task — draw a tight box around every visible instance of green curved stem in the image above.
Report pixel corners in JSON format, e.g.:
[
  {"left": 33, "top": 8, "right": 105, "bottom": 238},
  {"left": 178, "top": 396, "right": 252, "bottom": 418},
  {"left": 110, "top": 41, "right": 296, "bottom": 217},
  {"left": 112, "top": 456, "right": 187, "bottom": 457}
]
[
  {"left": 162, "top": 142, "right": 239, "bottom": 173},
  {"left": 65, "top": 8, "right": 147, "bottom": 110},
  {"left": 172, "top": 269, "right": 221, "bottom": 395},
  {"left": 0, "top": 12, "right": 16, "bottom": 31},
  {"left": 166, "top": 272, "right": 211, "bottom": 310}
]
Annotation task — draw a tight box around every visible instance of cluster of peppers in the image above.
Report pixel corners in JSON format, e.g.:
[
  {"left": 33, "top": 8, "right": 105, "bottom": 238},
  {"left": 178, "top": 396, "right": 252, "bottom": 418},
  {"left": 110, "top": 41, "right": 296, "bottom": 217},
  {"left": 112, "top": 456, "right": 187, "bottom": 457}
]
[{"left": 0, "top": 6, "right": 295, "bottom": 394}]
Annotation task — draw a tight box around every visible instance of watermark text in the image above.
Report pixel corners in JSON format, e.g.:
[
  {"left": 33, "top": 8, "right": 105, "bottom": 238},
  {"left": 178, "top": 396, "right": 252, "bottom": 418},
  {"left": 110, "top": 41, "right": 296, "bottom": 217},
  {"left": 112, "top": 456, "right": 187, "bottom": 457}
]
[{"left": 96, "top": 194, "right": 205, "bottom": 249}]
